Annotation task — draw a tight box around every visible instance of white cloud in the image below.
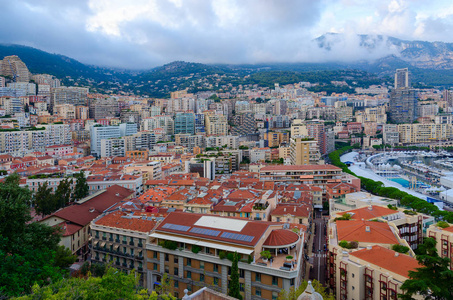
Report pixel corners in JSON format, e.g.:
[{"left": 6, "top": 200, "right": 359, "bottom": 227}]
[{"left": 0, "top": 0, "right": 452, "bottom": 68}]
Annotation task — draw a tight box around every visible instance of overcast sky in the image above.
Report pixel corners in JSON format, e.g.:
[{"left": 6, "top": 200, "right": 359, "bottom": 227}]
[{"left": 0, "top": 0, "right": 452, "bottom": 69}]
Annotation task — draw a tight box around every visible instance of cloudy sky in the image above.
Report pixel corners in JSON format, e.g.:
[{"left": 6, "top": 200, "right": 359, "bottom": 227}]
[{"left": 0, "top": 0, "right": 452, "bottom": 69}]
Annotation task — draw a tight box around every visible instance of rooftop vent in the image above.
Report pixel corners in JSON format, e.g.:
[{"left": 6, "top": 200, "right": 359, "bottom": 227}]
[
  {"left": 365, "top": 226, "right": 370, "bottom": 232},
  {"left": 395, "top": 252, "right": 399, "bottom": 257}
]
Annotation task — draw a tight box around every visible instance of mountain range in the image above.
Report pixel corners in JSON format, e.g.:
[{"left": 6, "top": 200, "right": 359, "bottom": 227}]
[{"left": 1, "top": 34, "right": 453, "bottom": 96}]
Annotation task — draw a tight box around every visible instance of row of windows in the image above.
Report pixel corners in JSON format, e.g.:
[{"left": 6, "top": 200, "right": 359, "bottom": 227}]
[
  {"left": 154, "top": 254, "right": 282, "bottom": 286},
  {"left": 94, "top": 231, "right": 144, "bottom": 246}
]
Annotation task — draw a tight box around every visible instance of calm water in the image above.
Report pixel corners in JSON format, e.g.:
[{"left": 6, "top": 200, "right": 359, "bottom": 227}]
[{"left": 388, "top": 177, "right": 410, "bottom": 188}]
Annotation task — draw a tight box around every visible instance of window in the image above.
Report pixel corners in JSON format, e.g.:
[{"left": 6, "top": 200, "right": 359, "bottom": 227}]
[
  {"left": 200, "top": 261, "right": 204, "bottom": 270},
  {"left": 187, "top": 258, "right": 191, "bottom": 266},
  {"left": 153, "top": 263, "right": 158, "bottom": 271},
  {"left": 153, "top": 251, "right": 158, "bottom": 259},
  {"left": 130, "top": 248, "right": 134, "bottom": 256},
  {"left": 352, "top": 273, "right": 355, "bottom": 278},
  {"left": 213, "top": 264, "right": 219, "bottom": 272},
  {"left": 272, "top": 291, "right": 278, "bottom": 300},
  {"left": 187, "top": 271, "right": 192, "bottom": 279},
  {"left": 290, "top": 278, "right": 295, "bottom": 286},
  {"left": 174, "top": 281, "right": 179, "bottom": 288},
  {"left": 165, "top": 254, "right": 169, "bottom": 262},
  {"left": 174, "top": 267, "right": 179, "bottom": 276},
  {"left": 272, "top": 276, "right": 278, "bottom": 286},
  {"left": 240, "top": 283, "right": 244, "bottom": 292},
  {"left": 205, "top": 247, "right": 210, "bottom": 254},
  {"left": 239, "top": 269, "right": 244, "bottom": 278},
  {"left": 255, "top": 273, "right": 261, "bottom": 282},
  {"left": 276, "top": 217, "right": 281, "bottom": 222},
  {"left": 255, "top": 287, "right": 261, "bottom": 297},
  {"left": 123, "top": 247, "right": 127, "bottom": 254},
  {"left": 200, "top": 274, "right": 205, "bottom": 282},
  {"left": 174, "top": 257, "right": 179, "bottom": 264},
  {"left": 187, "top": 285, "right": 192, "bottom": 292},
  {"left": 214, "top": 277, "right": 219, "bottom": 285},
  {"left": 165, "top": 265, "right": 169, "bottom": 273}
]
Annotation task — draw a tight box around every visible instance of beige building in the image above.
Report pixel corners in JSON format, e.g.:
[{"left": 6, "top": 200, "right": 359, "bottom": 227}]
[
  {"left": 327, "top": 245, "right": 422, "bottom": 300},
  {"left": 355, "top": 106, "right": 387, "bottom": 124},
  {"left": 123, "top": 160, "right": 162, "bottom": 182},
  {"left": 290, "top": 119, "right": 308, "bottom": 137},
  {"left": 204, "top": 112, "right": 228, "bottom": 136},
  {"left": 55, "top": 104, "right": 76, "bottom": 119},
  {"left": 1, "top": 55, "right": 30, "bottom": 82},
  {"left": 289, "top": 137, "right": 321, "bottom": 165},
  {"left": 398, "top": 123, "right": 453, "bottom": 144},
  {"left": 426, "top": 223, "right": 453, "bottom": 269},
  {"left": 147, "top": 212, "right": 305, "bottom": 300}
]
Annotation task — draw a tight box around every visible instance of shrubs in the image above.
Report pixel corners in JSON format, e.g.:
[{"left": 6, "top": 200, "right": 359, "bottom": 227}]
[
  {"left": 334, "top": 213, "right": 351, "bottom": 221},
  {"left": 392, "top": 244, "right": 410, "bottom": 254},
  {"left": 437, "top": 221, "right": 450, "bottom": 229},
  {"left": 387, "top": 204, "right": 398, "bottom": 210},
  {"left": 219, "top": 251, "right": 226, "bottom": 259},
  {"left": 260, "top": 250, "right": 272, "bottom": 260},
  {"left": 191, "top": 245, "right": 201, "bottom": 254},
  {"left": 339, "top": 240, "right": 358, "bottom": 249},
  {"left": 158, "top": 240, "right": 178, "bottom": 250}
]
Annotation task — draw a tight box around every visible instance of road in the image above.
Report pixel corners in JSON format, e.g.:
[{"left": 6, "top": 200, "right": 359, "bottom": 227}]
[{"left": 309, "top": 210, "right": 327, "bottom": 285}]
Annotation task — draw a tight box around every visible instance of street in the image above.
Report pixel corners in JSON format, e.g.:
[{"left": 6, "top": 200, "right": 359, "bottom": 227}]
[{"left": 309, "top": 210, "right": 327, "bottom": 285}]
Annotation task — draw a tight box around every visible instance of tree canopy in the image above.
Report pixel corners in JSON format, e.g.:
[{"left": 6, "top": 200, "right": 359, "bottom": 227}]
[
  {"left": 14, "top": 266, "right": 176, "bottom": 300},
  {"left": 0, "top": 174, "right": 68, "bottom": 298},
  {"left": 399, "top": 238, "right": 453, "bottom": 300}
]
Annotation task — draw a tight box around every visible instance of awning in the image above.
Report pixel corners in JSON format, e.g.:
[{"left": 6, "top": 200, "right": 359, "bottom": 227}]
[
  {"left": 150, "top": 233, "right": 254, "bottom": 255},
  {"left": 100, "top": 241, "right": 106, "bottom": 247}
]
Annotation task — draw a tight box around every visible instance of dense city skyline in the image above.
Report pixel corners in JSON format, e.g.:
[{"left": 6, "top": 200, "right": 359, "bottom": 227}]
[{"left": 1, "top": 0, "right": 453, "bottom": 68}]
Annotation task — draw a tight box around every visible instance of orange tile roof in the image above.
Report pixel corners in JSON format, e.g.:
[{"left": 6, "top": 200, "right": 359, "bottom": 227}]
[
  {"left": 260, "top": 164, "right": 341, "bottom": 171},
  {"left": 350, "top": 245, "right": 421, "bottom": 278},
  {"left": 443, "top": 226, "right": 453, "bottom": 233},
  {"left": 263, "top": 229, "right": 299, "bottom": 246},
  {"left": 336, "top": 220, "right": 398, "bottom": 244},
  {"left": 95, "top": 211, "right": 157, "bottom": 232},
  {"left": 340, "top": 206, "right": 398, "bottom": 220}
]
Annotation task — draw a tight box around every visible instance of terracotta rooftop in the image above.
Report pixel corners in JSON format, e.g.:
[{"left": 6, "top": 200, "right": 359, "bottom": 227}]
[
  {"left": 350, "top": 245, "right": 421, "bottom": 278},
  {"left": 95, "top": 211, "right": 158, "bottom": 233},
  {"left": 260, "top": 164, "right": 341, "bottom": 171},
  {"left": 336, "top": 220, "right": 399, "bottom": 244},
  {"left": 270, "top": 204, "right": 311, "bottom": 218},
  {"left": 42, "top": 185, "right": 134, "bottom": 227},
  {"left": 339, "top": 206, "right": 398, "bottom": 221},
  {"left": 155, "top": 212, "right": 278, "bottom": 247},
  {"left": 263, "top": 229, "right": 300, "bottom": 247}
]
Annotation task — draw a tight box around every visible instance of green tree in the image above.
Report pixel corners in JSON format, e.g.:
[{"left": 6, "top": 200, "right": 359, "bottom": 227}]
[
  {"left": 0, "top": 174, "right": 63, "bottom": 298},
  {"left": 34, "top": 181, "right": 57, "bottom": 216},
  {"left": 399, "top": 238, "right": 453, "bottom": 300},
  {"left": 54, "top": 245, "right": 77, "bottom": 270},
  {"left": 14, "top": 266, "right": 176, "bottom": 300},
  {"left": 278, "top": 280, "right": 335, "bottom": 300},
  {"left": 55, "top": 178, "right": 72, "bottom": 207},
  {"left": 72, "top": 171, "right": 89, "bottom": 202},
  {"left": 228, "top": 252, "right": 242, "bottom": 300}
]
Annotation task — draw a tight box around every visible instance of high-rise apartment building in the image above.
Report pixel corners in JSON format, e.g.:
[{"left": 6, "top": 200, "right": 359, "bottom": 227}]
[
  {"left": 50, "top": 87, "right": 88, "bottom": 113},
  {"left": 174, "top": 112, "right": 195, "bottom": 135},
  {"left": 231, "top": 113, "right": 255, "bottom": 136},
  {"left": 90, "top": 123, "right": 137, "bottom": 157},
  {"left": 89, "top": 97, "right": 118, "bottom": 119},
  {"left": 1, "top": 55, "right": 30, "bottom": 82},
  {"left": 289, "top": 137, "right": 321, "bottom": 165},
  {"left": 389, "top": 88, "right": 418, "bottom": 124},
  {"left": 204, "top": 111, "right": 228, "bottom": 136},
  {"left": 394, "top": 68, "right": 410, "bottom": 89},
  {"left": 389, "top": 69, "right": 418, "bottom": 124}
]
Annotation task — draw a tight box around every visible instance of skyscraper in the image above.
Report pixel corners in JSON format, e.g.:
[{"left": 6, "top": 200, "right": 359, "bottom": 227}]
[
  {"left": 389, "top": 68, "right": 418, "bottom": 124},
  {"left": 394, "top": 68, "right": 410, "bottom": 89}
]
